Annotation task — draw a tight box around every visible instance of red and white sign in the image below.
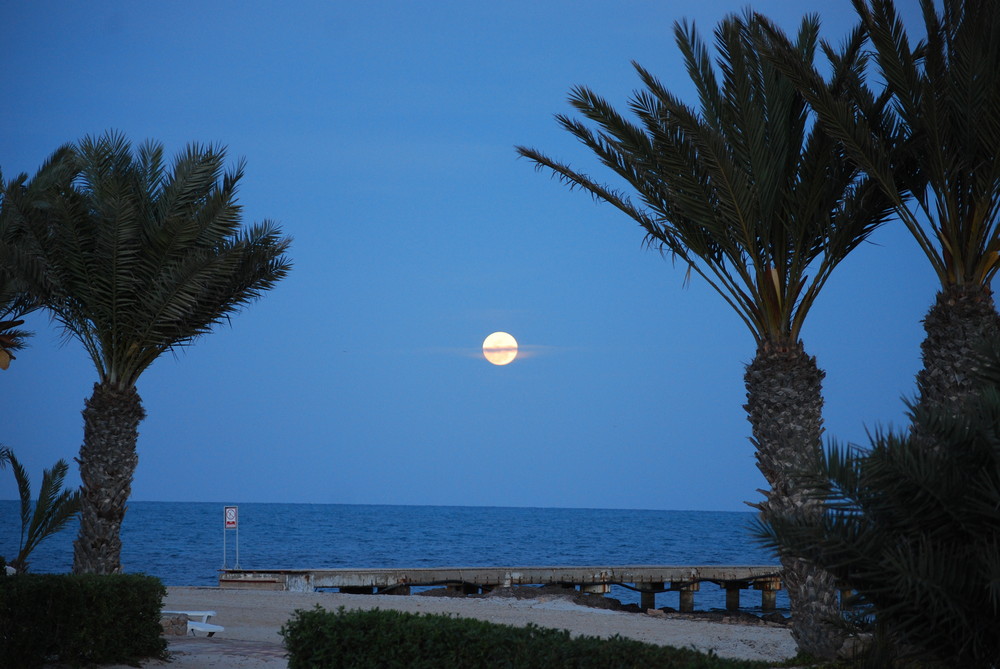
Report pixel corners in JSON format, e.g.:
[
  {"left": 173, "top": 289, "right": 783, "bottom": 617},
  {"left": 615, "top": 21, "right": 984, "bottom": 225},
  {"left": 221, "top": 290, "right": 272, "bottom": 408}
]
[{"left": 224, "top": 506, "right": 238, "bottom": 529}]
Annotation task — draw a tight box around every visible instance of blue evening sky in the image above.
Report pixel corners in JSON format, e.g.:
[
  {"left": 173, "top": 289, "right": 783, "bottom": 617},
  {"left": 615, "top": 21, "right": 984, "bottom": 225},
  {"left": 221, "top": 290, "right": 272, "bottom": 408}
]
[{"left": 2, "top": 1, "right": 929, "bottom": 511}]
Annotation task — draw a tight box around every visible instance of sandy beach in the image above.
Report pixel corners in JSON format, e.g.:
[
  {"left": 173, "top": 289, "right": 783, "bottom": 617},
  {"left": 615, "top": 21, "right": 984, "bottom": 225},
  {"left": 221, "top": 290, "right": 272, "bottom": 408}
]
[{"left": 126, "top": 586, "right": 798, "bottom": 668}]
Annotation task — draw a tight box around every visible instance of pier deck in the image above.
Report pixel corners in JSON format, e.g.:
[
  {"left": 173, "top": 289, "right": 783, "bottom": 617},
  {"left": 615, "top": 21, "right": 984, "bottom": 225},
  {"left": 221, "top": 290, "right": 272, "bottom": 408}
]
[{"left": 218, "top": 565, "right": 784, "bottom": 612}]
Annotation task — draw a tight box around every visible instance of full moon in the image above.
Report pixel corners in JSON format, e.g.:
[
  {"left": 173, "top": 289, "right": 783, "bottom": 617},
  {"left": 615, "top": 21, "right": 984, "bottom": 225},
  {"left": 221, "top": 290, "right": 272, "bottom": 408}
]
[{"left": 483, "top": 332, "right": 518, "bottom": 366}]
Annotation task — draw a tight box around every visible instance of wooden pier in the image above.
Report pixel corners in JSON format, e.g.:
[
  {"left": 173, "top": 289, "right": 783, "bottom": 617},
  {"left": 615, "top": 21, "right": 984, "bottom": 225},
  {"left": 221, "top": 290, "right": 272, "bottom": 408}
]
[{"left": 218, "top": 565, "right": 784, "bottom": 612}]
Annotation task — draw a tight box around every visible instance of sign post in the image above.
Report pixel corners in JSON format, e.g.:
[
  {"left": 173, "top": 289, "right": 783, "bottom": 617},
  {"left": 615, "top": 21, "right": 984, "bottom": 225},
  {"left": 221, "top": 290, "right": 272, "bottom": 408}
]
[{"left": 223, "top": 505, "right": 240, "bottom": 569}]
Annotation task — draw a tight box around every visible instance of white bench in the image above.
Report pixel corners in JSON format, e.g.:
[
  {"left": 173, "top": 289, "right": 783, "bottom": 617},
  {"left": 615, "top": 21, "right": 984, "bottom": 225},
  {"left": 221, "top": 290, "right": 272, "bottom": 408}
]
[
  {"left": 186, "top": 620, "right": 225, "bottom": 636},
  {"left": 162, "top": 610, "right": 224, "bottom": 637}
]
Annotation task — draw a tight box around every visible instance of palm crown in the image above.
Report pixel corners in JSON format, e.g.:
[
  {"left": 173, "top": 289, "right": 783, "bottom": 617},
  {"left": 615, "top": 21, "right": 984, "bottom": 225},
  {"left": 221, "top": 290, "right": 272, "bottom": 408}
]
[
  {"left": 518, "top": 13, "right": 892, "bottom": 348},
  {"left": 18, "top": 131, "right": 292, "bottom": 388},
  {"left": 763, "top": 0, "right": 1000, "bottom": 289}
]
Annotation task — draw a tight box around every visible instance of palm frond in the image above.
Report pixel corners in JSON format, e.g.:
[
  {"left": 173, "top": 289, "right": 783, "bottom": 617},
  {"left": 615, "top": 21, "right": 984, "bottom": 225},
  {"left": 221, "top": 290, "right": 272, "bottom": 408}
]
[
  {"left": 0, "top": 148, "right": 79, "bottom": 363},
  {"left": 18, "top": 458, "right": 80, "bottom": 570},
  {"left": 0, "top": 446, "right": 33, "bottom": 552}
]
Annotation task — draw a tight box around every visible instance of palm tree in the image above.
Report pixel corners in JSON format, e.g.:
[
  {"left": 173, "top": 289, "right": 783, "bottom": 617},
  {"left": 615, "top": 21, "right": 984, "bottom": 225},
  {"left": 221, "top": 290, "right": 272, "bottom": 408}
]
[
  {"left": 0, "top": 446, "right": 81, "bottom": 573},
  {"left": 14, "top": 132, "right": 292, "bottom": 575},
  {"left": 517, "top": 13, "right": 893, "bottom": 658},
  {"left": 761, "top": 0, "right": 1000, "bottom": 425}
]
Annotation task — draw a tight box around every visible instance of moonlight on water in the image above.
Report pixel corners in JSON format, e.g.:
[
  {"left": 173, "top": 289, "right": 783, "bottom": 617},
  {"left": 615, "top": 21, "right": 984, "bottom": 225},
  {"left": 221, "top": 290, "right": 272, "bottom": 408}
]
[{"left": 483, "top": 332, "right": 517, "bottom": 366}]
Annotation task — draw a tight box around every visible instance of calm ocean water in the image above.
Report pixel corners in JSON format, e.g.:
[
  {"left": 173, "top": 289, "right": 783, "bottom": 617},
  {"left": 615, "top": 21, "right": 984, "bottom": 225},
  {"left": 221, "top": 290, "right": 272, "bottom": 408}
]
[{"left": 0, "top": 502, "right": 787, "bottom": 612}]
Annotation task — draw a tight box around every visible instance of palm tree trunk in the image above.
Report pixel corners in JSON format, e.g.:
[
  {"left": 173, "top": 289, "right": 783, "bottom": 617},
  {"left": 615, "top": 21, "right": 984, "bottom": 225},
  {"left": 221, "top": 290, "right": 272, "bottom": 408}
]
[
  {"left": 744, "top": 341, "right": 842, "bottom": 659},
  {"left": 73, "top": 381, "right": 145, "bottom": 575},
  {"left": 916, "top": 284, "right": 1000, "bottom": 422}
]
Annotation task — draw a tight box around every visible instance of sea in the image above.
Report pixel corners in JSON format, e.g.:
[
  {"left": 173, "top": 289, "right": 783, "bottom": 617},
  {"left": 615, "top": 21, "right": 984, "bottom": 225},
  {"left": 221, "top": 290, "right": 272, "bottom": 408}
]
[{"left": 0, "top": 502, "right": 788, "bottom": 612}]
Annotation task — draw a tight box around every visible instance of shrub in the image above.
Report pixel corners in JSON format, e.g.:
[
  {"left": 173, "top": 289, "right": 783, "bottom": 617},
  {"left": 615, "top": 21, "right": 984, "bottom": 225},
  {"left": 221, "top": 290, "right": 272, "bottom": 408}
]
[
  {"left": 0, "top": 573, "right": 167, "bottom": 668},
  {"left": 280, "top": 605, "right": 770, "bottom": 669}
]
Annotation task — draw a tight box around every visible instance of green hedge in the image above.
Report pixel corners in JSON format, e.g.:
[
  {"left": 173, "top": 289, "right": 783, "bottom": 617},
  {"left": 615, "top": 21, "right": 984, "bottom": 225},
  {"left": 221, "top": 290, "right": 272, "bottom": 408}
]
[
  {"left": 0, "top": 573, "right": 167, "bottom": 668},
  {"left": 280, "top": 606, "right": 770, "bottom": 669}
]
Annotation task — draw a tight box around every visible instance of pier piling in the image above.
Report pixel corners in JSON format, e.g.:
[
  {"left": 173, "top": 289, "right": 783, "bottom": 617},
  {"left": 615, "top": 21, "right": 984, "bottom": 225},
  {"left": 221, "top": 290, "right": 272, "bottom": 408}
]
[
  {"left": 640, "top": 582, "right": 663, "bottom": 610},
  {"left": 672, "top": 582, "right": 700, "bottom": 613},
  {"left": 754, "top": 577, "right": 782, "bottom": 611},
  {"left": 725, "top": 581, "right": 749, "bottom": 611}
]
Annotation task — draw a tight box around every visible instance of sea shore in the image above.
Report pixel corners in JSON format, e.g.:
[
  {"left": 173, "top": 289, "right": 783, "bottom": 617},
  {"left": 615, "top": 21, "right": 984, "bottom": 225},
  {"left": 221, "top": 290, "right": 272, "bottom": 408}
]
[{"left": 115, "top": 586, "right": 798, "bottom": 668}]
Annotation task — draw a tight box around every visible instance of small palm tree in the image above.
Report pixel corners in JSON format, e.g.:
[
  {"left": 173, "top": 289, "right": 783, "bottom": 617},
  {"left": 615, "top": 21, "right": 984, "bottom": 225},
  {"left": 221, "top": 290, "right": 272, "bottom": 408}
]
[
  {"left": 13, "top": 132, "right": 292, "bottom": 574},
  {"left": 517, "top": 12, "right": 893, "bottom": 658},
  {"left": 0, "top": 446, "right": 81, "bottom": 573},
  {"left": 762, "top": 0, "right": 1000, "bottom": 424}
]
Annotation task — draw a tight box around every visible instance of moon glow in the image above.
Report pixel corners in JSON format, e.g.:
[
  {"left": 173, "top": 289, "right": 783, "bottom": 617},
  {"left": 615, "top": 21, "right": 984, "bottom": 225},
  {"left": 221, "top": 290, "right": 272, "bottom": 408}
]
[{"left": 483, "top": 332, "right": 518, "bottom": 365}]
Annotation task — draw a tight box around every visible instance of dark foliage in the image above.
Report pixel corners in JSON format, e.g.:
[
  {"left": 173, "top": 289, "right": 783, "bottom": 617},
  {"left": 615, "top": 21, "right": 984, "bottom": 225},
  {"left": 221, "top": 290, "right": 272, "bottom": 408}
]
[
  {"left": 0, "top": 152, "right": 75, "bottom": 368},
  {"left": 280, "top": 606, "right": 772, "bottom": 669},
  {"left": 0, "top": 573, "right": 167, "bottom": 668},
  {"left": 758, "top": 337, "right": 1000, "bottom": 667}
]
